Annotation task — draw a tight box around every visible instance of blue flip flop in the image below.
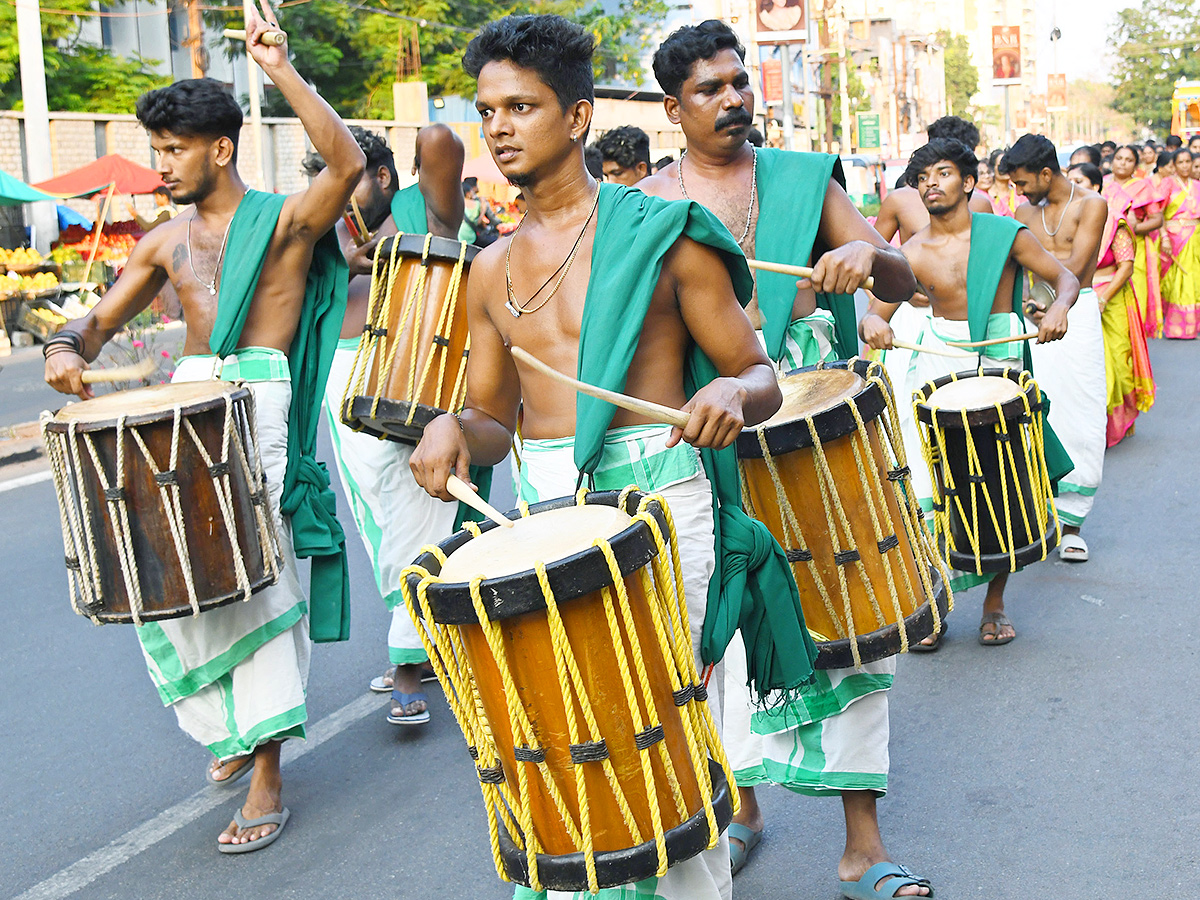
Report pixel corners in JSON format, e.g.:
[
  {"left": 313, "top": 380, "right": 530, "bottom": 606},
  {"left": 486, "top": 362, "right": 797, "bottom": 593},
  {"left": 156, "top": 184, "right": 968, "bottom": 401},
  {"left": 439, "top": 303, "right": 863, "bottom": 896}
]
[
  {"left": 728, "top": 822, "right": 763, "bottom": 876},
  {"left": 217, "top": 807, "right": 291, "bottom": 854},
  {"left": 841, "top": 862, "right": 933, "bottom": 898},
  {"left": 387, "top": 689, "right": 430, "bottom": 725}
]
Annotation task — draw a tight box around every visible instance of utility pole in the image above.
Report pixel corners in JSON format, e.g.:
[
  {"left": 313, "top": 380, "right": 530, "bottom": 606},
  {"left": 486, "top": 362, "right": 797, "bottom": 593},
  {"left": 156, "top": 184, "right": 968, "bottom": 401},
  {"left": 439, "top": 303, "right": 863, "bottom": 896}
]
[
  {"left": 187, "top": 0, "right": 208, "bottom": 77},
  {"left": 15, "top": 0, "right": 56, "bottom": 253},
  {"left": 819, "top": 0, "right": 835, "bottom": 151},
  {"left": 781, "top": 43, "right": 795, "bottom": 151},
  {"left": 243, "top": 0, "right": 266, "bottom": 190},
  {"left": 837, "top": 3, "right": 851, "bottom": 154}
]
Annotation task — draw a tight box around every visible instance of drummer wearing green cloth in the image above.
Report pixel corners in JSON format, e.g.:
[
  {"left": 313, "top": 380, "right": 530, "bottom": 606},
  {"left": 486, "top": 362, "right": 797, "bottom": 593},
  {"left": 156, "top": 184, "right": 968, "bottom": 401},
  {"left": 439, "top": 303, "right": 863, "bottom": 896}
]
[
  {"left": 638, "top": 20, "right": 931, "bottom": 900},
  {"left": 408, "top": 13, "right": 848, "bottom": 900},
  {"left": 44, "top": 0, "right": 364, "bottom": 854}
]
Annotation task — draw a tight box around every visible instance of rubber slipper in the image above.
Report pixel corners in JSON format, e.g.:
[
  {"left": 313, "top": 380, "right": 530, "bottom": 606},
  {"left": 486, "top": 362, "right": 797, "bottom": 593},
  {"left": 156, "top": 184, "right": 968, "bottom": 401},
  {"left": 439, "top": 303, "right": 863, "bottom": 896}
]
[
  {"left": 369, "top": 664, "right": 437, "bottom": 692},
  {"left": 205, "top": 754, "right": 254, "bottom": 787},
  {"left": 217, "top": 807, "right": 291, "bottom": 854},
  {"left": 387, "top": 689, "right": 430, "bottom": 725},
  {"left": 978, "top": 611, "right": 1015, "bottom": 646},
  {"left": 909, "top": 622, "right": 946, "bottom": 653},
  {"left": 728, "top": 822, "right": 763, "bottom": 876},
  {"left": 1058, "top": 533, "right": 1089, "bottom": 562},
  {"left": 841, "top": 861, "right": 933, "bottom": 898}
]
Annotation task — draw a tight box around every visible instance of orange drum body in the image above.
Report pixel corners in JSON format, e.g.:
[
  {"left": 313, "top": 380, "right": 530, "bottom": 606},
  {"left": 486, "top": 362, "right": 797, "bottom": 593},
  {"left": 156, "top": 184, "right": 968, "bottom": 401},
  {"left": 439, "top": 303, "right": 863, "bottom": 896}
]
[
  {"left": 42, "top": 381, "right": 281, "bottom": 624},
  {"left": 736, "top": 360, "right": 950, "bottom": 669},
  {"left": 342, "top": 233, "right": 479, "bottom": 444},
  {"left": 403, "top": 491, "right": 733, "bottom": 893}
]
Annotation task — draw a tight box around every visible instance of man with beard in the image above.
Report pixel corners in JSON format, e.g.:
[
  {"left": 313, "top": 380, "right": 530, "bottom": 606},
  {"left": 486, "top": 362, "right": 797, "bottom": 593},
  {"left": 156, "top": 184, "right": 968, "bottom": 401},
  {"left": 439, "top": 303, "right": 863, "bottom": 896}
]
[
  {"left": 638, "top": 20, "right": 933, "bottom": 900},
  {"left": 1001, "top": 134, "right": 1108, "bottom": 566},
  {"left": 307, "top": 124, "right": 472, "bottom": 725},
  {"left": 862, "top": 138, "right": 1077, "bottom": 650},
  {"left": 43, "top": 1, "right": 365, "bottom": 852}
]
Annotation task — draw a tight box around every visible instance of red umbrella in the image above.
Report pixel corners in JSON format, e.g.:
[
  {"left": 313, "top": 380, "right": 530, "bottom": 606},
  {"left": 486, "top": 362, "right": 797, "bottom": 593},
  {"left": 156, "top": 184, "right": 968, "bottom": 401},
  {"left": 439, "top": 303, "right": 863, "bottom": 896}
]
[{"left": 33, "top": 154, "right": 164, "bottom": 197}]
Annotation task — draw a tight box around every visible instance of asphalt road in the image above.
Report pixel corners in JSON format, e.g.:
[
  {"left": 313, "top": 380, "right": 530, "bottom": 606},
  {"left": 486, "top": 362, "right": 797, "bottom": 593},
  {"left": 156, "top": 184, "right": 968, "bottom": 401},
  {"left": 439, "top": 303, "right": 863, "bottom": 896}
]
[{"left": 1, "top": 339, "right": 1197, "bottom": 899}]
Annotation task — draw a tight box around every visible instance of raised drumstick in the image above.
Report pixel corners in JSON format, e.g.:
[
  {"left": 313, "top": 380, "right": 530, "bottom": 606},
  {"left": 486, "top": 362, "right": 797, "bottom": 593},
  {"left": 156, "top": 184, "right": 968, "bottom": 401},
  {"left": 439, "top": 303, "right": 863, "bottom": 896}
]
[
  {"left": 890, "top": 338, "right": 973, "bottom": 359},
  {"left": 509, "top": 346, "right": 690, "bottom": 429},
  {"left": 80, "top": 356, "right": 158, "bottom": 384},
  {"left": 746, "top": 258, "right": 876, "bottom": 291},
  {"left": 446, "top": 474, "right": 514, "bottom": 529},
  {"left": 944, "top": 331, "right": 1039, "bottom": 349},
  {"left": 223, "top": 27, "right": 288, "bottom": 46}
]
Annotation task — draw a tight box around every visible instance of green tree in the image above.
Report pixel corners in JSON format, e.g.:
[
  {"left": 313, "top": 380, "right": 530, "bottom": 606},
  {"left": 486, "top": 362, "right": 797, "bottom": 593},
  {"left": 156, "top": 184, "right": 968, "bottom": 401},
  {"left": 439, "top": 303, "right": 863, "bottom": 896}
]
[
  {"left": 938, "top": 30, "right": 978, "bottom": 117},
  {"left": 1109, "top": 0, "right": 1200, "bottom": 133}
]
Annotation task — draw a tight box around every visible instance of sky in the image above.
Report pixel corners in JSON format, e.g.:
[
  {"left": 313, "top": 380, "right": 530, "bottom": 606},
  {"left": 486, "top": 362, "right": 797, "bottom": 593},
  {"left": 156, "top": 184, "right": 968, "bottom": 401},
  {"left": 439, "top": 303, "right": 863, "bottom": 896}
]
[{"left": 1037, "top": 0, "right": 1129, "bottom": 83}]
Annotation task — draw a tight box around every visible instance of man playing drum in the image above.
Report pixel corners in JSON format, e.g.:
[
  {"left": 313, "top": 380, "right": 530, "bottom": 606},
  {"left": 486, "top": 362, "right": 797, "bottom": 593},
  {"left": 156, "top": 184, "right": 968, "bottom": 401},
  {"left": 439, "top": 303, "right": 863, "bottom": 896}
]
[
  {"left": 408, "top": 14, "right": 815, "bottom": 900},
  {"left": 307, "top": 123, "right": 471, "bottom": 726},
  {"left": 43, "top": 1, "right": 364, "bottom": 852},
  {"left": 1001, "top": 135, "right": 1109, "bottom": 565},
  {"left": 861, "top": 138, "right": 1077, "bottom": 646}
]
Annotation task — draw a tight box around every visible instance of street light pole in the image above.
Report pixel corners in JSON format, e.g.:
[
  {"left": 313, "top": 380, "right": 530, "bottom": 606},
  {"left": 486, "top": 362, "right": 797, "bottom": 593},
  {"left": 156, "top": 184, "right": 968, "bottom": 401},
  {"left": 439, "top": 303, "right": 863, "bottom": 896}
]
[{"left": 15, "top": 0, "right": 57, "bottom": 253}]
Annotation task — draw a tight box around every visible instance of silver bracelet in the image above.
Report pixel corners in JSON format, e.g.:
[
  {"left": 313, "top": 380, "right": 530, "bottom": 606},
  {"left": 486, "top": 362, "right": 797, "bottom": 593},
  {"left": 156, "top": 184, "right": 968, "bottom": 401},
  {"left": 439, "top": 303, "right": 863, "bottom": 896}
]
[{"left": 451, "top": 412, "right": 465, "bottom": 434}]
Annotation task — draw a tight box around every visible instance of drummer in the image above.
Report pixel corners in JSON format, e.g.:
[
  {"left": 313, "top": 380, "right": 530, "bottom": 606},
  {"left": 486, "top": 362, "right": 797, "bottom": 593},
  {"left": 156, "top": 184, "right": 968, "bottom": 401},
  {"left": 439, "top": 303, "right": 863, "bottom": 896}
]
[
  {"left": 42, "top": 3, "right": 364, "bottom": 853},
  {"left": 408, "top": 14, "right": 799, "bottom": 899},
  {"left": 306, "top": 123, "right": 472, "bottom": 726},
  {"left": 860, "top": 138, "right": 1078, "bottom": 646},
  {"left": 637, "top": 20, "right": 934, "bottom": 899}
]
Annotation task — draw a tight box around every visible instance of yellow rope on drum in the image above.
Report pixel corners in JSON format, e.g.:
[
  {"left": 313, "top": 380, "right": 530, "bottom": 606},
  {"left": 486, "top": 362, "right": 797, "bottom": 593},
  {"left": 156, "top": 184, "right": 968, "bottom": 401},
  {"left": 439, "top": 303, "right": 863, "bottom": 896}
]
[
  {"left": 345, "top": 234, "right": 404, "bottom": 428},
  {"left": 368, "top": 236, "right": 419, "bottom": 424},
  {"left": 405, "top": 239, "right": 468, "bottom": 425},
  {"left": 398, "top": 234, "right": 436, "bottom": 424}
]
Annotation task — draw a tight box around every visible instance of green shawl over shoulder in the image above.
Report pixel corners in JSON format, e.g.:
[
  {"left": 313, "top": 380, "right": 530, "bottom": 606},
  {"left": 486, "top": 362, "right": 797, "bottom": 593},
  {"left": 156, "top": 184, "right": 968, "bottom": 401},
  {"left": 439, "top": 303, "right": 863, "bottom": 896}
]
[
  {"left": 389, "top": 182, "right": 493, "bottom": 527},
  {"left": 965, "top": 213, "right": 1073, "bottom": 482},
  {"left": 211, "top": 190, "right": 352, "bottom": 642},
  {"left": 575, "top": 183, "right": 818, "bottom": 699},
  {"left": 753, "top": 149, "right": 859, "bottom": 360}
]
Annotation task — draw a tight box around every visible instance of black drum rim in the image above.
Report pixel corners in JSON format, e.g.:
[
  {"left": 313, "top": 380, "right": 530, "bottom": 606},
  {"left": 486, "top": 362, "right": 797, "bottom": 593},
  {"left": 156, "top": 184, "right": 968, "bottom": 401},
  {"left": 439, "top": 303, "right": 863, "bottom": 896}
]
[
  {"left": 944, "top": 516, "right": 1061, "bottom": 573},
  {"left": 377, "top": 232, "right": 481, "bottom": 265},
  {"left": 406, "top": 490, "right": 670, "bottom": 625},
  {"left": 736, "top": 358, "right": 887, "bottom": 459},
  {"left": 343, "top": 395, "right": 439, "bottom": 445},
  {"left": 44, "top": 383, "right": 253, "bottom": 435},
  {"left": 913, "top": 366, "right": 1042, "bottom": 429}
]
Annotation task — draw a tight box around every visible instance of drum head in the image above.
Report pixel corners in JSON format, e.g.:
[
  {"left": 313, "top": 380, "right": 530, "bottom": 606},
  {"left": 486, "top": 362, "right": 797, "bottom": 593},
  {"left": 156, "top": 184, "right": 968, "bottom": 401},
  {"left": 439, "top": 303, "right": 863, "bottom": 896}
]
[
  {"left": 51, "top": 381, "right": 244, "bottom": 426},
  {"left": 762, "top": 368, "right": 865, "bottom": 429},
  {"left": 925, "top": 375, "right": 1022, "bottom": 412},
  {"left": 440, "top": 504, "right": 633, "bottom": 583}
]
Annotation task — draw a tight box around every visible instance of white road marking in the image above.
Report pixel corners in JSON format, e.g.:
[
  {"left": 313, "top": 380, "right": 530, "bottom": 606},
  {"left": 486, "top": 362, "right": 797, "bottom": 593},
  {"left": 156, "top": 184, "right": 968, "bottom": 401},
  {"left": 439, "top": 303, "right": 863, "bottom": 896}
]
[
  {"left": 12, "top": 693, "right": 387, "bottom": 900},
  {"left": 0, "top": 468, "right": 52, "bottom": 494}
]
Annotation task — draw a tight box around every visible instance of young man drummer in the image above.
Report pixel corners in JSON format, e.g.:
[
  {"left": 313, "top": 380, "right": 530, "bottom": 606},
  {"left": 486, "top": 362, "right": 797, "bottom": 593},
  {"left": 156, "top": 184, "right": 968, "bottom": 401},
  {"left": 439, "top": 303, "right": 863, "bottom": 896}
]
[
  {"left": 860, "top": 138, "right": 1078, "bottom": 646},
  {"left": 1001, "top": 135, "right": 1109, "bottom": 565},
  {"left": 408, "top": 14, "right": 813, "bottom": 900},
  {"left": 307, "top": 123, "right": 469, "bottom": 726},
  {"left": 43, "top": 1, "right": 364, "bottom": 852}
]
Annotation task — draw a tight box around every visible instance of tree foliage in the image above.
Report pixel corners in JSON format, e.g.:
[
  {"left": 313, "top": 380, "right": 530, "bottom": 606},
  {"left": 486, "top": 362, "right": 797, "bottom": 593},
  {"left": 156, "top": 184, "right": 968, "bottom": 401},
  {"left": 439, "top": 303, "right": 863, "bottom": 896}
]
[
  {"left": 1109, "top": 0, "right": 1200, "bottom": 133},
  {"left": 938, "top": 30, "right": 978, "bottom": 118}
]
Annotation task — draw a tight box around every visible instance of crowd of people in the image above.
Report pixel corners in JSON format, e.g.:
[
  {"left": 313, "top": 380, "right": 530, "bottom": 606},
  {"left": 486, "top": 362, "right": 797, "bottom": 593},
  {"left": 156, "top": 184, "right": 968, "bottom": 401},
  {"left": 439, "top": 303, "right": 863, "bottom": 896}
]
[{"left": 35, "top": 7, "right": 1186, "bottom": 900}]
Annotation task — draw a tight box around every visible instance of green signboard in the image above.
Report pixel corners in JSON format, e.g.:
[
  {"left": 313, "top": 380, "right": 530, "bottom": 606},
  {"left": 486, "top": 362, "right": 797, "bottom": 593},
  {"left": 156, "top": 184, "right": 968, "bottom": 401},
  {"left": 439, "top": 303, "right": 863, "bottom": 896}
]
[{"left": 856, "top": 112, "right": 881, "bottom": 152}]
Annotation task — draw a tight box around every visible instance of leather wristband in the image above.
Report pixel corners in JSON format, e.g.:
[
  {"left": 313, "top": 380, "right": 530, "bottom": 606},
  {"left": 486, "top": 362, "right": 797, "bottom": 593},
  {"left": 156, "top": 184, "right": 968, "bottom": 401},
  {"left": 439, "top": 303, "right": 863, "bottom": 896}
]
[{"left": 42, "top": 331, "right": 85, "bottom": 359}]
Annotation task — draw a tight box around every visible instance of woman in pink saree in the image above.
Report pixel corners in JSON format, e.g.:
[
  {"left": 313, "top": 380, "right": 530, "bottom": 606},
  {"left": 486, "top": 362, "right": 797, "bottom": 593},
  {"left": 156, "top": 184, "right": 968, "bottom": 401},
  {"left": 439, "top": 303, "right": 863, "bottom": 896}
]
[
  {"left": 1107, "top": 145, "right": 1165, "bottom": 338},
  {"left": 1161, "top": 148, "right": 1200, "bottom": 339}
]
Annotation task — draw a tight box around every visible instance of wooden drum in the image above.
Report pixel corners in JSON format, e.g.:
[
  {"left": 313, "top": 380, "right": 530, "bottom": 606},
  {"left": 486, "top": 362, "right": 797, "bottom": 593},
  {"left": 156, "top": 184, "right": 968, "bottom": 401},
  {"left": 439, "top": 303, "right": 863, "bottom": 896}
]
[
  {"left": 341, "top": 233, "right": 480, "bottom": 443},
  {"left": 737, "top": 359, "right": 951, "bottom": 669},
  {"left": 41, "top": 381, "right": 281, "bottom": 624},
  {"left": 913, "top": 367, "right": 1061, "bottom": 574},
  {"left": 402, "top": 490, "right": 733, "bottom": 894}
]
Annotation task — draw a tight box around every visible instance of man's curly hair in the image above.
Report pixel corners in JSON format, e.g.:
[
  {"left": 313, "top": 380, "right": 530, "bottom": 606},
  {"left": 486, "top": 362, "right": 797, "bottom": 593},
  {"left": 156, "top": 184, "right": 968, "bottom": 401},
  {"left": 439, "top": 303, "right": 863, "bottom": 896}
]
[
  {"left": 595, "top": 126, "right": 650, "bottom": 171},
  {"left": 136, "top": 78, "right": 243, "bottom": 160},
  {"left": 463, "top": 15, "right": 595, "bottom": 110}
]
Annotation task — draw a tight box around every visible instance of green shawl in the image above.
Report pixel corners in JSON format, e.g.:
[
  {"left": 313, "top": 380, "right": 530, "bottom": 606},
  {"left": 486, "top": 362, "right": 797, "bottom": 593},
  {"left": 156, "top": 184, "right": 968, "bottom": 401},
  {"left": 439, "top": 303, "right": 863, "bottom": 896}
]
[
  {"left": 388, "top": 182, "right": 493, "bottom": 527},
  {"left": 753, "top": 149, "right": 859, "bottom": 360},
  {"left": 965, "top": 213, "right": 1073, "bottom": 482},
  {"left": 575, "top": 183, "right": 818, "bottom": 699},
  {"left": 211, "top": 190, "right": 352, "bottom": 642}
]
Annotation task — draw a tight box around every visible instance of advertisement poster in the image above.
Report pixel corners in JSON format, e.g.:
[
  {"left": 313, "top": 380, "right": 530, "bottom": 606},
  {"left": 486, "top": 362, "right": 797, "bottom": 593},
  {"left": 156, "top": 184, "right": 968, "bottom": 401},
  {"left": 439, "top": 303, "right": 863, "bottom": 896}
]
[
  {"left": 992, "top": 25, "right": 1022, "bottom": 85},
  {"left": 754, "top": 0, "right": 807, "bottom": 44},
  {"left": 1047, "top": 74, "right": 1067, "bottom": 111}
]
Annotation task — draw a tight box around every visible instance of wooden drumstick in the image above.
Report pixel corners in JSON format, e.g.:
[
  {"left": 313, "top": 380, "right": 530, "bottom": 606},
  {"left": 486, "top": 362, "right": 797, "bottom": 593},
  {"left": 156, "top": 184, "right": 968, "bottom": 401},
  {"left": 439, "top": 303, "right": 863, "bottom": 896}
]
[
  {"left": 746, "top": 258, "right": 876, "bottom": 291},
  {"left": 446, "top": 474, "right": 514, "bottom": 529},
  {"left": 945, "top": 332, "right": 1039, "bottom": 349},
  {"left": 350, "top": 196, "right": 371, "bottom": 241},
  {"left": 510, "top": 346, "right": 690, "bottom": 429},
  {"left": 80, "top": 356, "right": 157, "bottom": 384},
  {"left": 889, "top": 339, "right": 973, "bottom": 359},
  {"left": 223, "top": 27, "right": 288, "bottom": 46}
]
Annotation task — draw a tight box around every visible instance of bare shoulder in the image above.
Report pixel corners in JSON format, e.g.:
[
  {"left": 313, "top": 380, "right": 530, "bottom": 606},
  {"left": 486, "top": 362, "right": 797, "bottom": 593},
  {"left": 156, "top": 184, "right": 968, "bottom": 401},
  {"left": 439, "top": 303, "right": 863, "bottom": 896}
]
[
  {"left": 900, "top": 223, "right": 933, "bottom": 251},
  {"left": 637, "top": 168, "right": 678, "bottom": 199},
  {"left": 1013, "top": 202, "right": 1036, "bottom": 225},
  {"left": 465, "top": 237, "right": 508, "bottom": 307},
  {"left": 1079, "top": 192, "right": 1109, "bottom": 214},
  {"left": 135, "top": 213, "right": 185, "bottom": 265}
]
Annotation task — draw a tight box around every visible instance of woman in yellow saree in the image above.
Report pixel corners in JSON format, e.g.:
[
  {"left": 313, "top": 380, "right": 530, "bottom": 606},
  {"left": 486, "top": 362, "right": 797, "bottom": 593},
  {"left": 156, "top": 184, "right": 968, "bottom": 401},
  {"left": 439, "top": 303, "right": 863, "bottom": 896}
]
[{"left": 1161, "top": 148, "right": 1200, "bottom": 339}]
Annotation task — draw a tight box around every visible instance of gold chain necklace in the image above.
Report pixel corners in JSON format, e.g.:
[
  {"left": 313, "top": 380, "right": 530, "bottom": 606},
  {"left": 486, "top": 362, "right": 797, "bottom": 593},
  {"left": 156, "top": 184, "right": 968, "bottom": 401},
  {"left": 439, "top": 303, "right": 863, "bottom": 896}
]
[
  {"left": 678, "top": 147, "right": 756, "bottom": 243},
  {"left": 504, "top": 184, "right": 601, "bottom": 318}
]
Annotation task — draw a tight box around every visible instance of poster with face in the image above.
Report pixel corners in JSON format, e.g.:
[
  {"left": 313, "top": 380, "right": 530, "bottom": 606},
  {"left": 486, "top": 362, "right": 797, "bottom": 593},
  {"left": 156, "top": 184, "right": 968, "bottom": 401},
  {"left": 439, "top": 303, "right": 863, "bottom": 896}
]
[
  {"left": 1047, "top": 74, "right": 1067, "bottom": 111},
  {"left": 992, "top": 25, "right": 1021, "bottom": 85},
  {"left": 755, "top": 0, "right": 807, "bottom": 44}
]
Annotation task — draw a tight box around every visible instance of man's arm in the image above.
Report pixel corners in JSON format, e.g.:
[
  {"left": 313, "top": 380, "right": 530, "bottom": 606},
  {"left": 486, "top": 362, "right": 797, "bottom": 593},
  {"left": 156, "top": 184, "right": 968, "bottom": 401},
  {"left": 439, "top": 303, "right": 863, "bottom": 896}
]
[
  {"left": 1133, "top": 206, "right": 1163, "bottom": 235},
  {"left": 859, "top": 297, "right": 902, "bottom": 349},
  {"left": 244, "top": 2, "right": 364, "bottom": 239},
  {"left": 810, "top": 179, "right": 917, "bottom": 303},
  {"left": 968, "top": 193, "right": 995, "bottom": 214},
  {"left": 414, "top": 125, "right": 465, "bottom": 239},
  {"left": 1057, "top": 195, "right": 1109, "bottom": 281},
  {"left": 339, "top": 217, "right": 398, "bottom": 278},
  {"left": 873, "top": 191, "right": 903, "bottom": 242},
  {"left": 1011, "top": 229, "right": 1078, "bottom": 342},
  {"left": 44, "top": 234, "right": 168, "bottom": 398},
  {"left": 670, "top": 237, "right": 781, "bottom": 449}
]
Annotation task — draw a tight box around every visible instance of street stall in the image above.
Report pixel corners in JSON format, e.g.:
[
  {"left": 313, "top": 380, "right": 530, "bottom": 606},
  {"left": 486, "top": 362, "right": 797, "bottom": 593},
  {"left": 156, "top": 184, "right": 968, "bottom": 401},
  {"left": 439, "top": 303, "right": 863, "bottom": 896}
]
[{"left": 0, "top": 170, "right": 64, "bottom": 349}]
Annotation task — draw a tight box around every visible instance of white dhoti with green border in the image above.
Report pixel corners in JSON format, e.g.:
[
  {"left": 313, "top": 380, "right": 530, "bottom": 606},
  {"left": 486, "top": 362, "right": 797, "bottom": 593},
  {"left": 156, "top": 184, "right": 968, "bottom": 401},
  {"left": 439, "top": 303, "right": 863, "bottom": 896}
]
[
  {"left": 322, "top": 339, "right": 458, "bottom": 664},
  {"left": 135, "top": 348, "right": 310, "bottom": 762},
  {"left": 1025, "top": 289, "right": 1106, "bottom": 527},
  {"left": 512, "top": 423, "right": 730, "bottom": 900}
]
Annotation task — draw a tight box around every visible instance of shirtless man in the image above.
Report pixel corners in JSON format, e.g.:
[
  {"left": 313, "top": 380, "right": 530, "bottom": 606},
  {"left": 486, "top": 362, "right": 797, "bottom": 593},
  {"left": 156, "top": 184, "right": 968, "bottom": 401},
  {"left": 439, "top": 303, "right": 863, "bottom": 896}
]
[
  {"left": 635, "top": 20, "right": 933, "bottom": 900},
  {"left": 861, "top": 138, "right": 1078, "bottom": 647},
  {"left": 410, "top": 14, "right": 788, "bottom": 899},
  {"left": 306, "top": 123, "right": 466, "bottom": 725},
  {"left": 1001, "top": 134, "right": 1108, "bottom": 564},
  {"left": 44, "top": 1, "right": 365, "bottom": 851}
]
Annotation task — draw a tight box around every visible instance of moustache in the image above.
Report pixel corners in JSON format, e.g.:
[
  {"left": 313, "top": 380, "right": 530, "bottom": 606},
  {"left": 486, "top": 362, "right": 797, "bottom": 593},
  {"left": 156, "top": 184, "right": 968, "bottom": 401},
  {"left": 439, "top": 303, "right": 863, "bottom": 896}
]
[{"left": 714, "top": 108, "right": 752, "bottom": 131}]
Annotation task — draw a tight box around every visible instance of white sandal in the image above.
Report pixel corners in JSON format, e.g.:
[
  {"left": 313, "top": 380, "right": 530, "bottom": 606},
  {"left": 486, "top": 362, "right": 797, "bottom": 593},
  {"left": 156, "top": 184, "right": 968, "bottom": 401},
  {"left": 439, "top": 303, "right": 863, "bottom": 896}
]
[{"left": 1058, "top": 533, "right": 1089, "bottom": 562}]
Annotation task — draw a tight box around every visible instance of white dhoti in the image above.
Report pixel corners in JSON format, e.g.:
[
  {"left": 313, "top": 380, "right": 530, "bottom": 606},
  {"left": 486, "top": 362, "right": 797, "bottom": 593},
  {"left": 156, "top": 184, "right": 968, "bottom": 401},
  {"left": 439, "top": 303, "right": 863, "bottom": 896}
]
[
  {"left": 1026, "top": 289, "right": 1107, "bottom": 527},
  {"left": 322, "top": 340, "right": 459, "bottom": 663},
  {"left": 136, "top": 350, "right": 310, "bottom": 761}
]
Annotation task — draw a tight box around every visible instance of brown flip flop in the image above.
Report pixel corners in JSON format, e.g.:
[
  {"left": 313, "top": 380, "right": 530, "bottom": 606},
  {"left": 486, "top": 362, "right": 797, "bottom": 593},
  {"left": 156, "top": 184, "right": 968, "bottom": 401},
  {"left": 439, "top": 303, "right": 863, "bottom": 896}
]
[{"left": 978, "top": 611, "right": 1015, "bottom": 646}]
